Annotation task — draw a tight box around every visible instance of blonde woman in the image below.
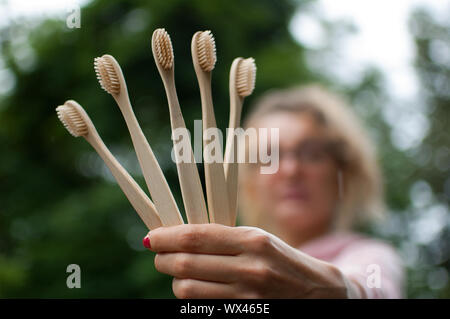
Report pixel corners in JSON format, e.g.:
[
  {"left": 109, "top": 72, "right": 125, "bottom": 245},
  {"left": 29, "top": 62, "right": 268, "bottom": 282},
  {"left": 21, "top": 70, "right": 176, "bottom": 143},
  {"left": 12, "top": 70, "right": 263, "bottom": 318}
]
[{"left": 143, "top": 85, "right": 405, "bottom": 298}]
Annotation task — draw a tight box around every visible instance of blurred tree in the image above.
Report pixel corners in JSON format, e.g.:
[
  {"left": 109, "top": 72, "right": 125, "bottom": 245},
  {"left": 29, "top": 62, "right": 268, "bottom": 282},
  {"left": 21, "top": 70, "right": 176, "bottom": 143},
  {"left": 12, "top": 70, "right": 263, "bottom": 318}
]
[
  {"left": 410, "top": 9, "right": 449, "bottom": 209},
  {"left": 403, "top": 8, "right": 450, "bottom": 298},
  {"left": 0, "top": 0, "right": 315, "bottom": 297}
]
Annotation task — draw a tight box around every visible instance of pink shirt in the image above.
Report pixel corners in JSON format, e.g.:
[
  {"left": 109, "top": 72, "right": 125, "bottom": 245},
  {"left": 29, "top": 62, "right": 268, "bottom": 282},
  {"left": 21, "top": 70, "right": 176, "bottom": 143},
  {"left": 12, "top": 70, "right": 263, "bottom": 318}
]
[{"left": 298, "top": 232, "right": 405, "bottom": 298}]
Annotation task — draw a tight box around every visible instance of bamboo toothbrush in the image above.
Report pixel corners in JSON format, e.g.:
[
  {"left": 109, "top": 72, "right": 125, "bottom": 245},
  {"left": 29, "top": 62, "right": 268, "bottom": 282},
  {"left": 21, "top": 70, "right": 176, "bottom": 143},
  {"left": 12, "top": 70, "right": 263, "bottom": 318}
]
[
  {"left": 94, "top": 54, "right": 184, "bottom": 226},
  {"left": 56, "top": 100, "right": 163, "bottom": 230},
  {"left": 224, "top": 57, "right": 256, "bottom": 226},
  {"left": 151, "top": 28, "right": 209, "bottom": 224},
  {"left": 191, "top": 30, "right": 231, "bottom": 226}
]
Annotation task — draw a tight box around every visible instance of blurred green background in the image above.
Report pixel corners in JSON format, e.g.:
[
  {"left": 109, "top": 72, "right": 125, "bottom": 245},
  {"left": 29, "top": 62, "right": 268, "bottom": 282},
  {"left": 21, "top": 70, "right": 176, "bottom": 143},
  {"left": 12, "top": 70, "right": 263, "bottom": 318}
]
[{"left": 0, "top": 0, "right": 448, "bottom": 298}]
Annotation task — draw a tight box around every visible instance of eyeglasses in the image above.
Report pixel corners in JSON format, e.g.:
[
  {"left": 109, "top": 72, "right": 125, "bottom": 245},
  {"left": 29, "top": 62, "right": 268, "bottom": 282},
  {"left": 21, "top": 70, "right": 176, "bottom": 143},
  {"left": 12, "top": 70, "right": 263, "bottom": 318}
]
[
  {"left": 259, "top": 139, "right": 335, "bottom": 166},
  {"left": 279, "top": 140, "right": 332, "bottom": 164}
]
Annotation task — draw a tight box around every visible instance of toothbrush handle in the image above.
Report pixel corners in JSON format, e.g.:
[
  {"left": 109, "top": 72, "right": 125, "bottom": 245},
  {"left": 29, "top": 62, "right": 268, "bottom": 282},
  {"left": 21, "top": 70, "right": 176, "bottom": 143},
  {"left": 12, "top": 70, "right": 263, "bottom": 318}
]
[
  {"left": 165, "top": 78, "right": 209, "bottom": 224},
  {"left": 224, "top": 97, "right": 243, "bottom": 227},
  {"left": 116, "top": 95, "right": 184, "bottom": 226},
  {"left": 199, "top": 75, "right": 232, "bottom": 226},
  {"left": 86, "top": 134, "right": 163, "bottom": 230}
]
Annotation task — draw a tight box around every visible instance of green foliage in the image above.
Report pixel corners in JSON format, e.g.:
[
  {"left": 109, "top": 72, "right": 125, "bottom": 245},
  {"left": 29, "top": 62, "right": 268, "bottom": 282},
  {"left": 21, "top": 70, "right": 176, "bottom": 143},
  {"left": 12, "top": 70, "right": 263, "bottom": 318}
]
[{"left": 403, "top": 8, "right": 450, "bottom": 298}]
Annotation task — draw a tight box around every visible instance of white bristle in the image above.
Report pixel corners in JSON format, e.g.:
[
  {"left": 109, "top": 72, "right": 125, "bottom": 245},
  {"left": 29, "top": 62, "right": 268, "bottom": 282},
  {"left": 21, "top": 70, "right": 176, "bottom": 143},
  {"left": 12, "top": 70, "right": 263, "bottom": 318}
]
[
  {"left": 56, "top": 105, "right": 88, "bottom": 137},
  {"left": 236, "top": 58, "right": 256, "bottom": 97},
  {"left": 154, "top": 28, "right": 174, "bottom": 70},
  {"left": 197, "top": 30, "right": 216, "bottom": 72},
  {"left": 94, "top": 55, "right": 120, "bottom": 95}
]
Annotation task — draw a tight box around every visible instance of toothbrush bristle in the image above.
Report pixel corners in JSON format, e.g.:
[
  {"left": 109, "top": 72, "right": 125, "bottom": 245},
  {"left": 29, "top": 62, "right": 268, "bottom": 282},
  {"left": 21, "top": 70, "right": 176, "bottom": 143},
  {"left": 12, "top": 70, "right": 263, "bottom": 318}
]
[
  {"left": 153, "top": 28, "right": 174, "bottom": 70},
  {"left": 56, "top": 104, "right": 88, "bottom": 137},
  {"left": 196, "top": 30, "right": 216, "bottom": 72},
  {"left": 94, "top": 55, "right": 120, "bottom": 95},
  {"left": 236, "top": 58, "right": 256, "bottom": 97}
]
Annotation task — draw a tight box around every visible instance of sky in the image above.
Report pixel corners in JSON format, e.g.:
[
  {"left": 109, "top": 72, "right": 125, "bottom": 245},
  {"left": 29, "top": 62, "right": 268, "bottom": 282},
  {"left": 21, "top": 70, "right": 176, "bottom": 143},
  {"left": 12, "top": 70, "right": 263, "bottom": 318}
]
[{"left": 0, "top": 0, "right": 89, "bottom": 21}]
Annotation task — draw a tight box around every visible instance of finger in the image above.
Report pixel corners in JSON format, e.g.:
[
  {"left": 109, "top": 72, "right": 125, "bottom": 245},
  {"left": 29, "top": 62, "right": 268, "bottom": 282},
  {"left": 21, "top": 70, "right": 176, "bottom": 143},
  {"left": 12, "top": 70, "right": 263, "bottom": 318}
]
[
  {"left": 155, "top": 252, "right": 239, "bottom": 283},
  {"left": 172, "top": 278, "right": 243, "bottom": 299},
  {"left": 147, "top": 223, "right": 248, "bottom": 255}
]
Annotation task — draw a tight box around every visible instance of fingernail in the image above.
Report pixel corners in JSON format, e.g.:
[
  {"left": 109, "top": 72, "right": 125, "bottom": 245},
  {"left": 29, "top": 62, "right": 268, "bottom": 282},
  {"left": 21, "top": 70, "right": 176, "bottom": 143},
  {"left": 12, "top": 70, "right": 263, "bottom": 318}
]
[{"left": 143, "top": 236, "right": 151, "bottom": 249}]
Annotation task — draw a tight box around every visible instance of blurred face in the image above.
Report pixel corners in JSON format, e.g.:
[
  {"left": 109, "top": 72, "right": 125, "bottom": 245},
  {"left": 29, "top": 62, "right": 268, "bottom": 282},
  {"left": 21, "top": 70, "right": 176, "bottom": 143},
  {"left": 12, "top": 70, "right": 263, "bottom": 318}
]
[{"left": 252, "top": 112, "right": 339, "bottom": 242}]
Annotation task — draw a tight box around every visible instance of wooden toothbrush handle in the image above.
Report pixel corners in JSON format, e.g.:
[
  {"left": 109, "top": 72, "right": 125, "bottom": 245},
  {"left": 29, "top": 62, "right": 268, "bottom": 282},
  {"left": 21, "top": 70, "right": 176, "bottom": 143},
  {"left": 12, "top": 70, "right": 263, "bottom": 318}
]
[
  {"left": 224, "top": 97, "right": 242, "bottom": 227},
  {"left": 165, "top": 79, "right": 209, "bottom": 224},
  {"left": 224, "top": 58, "right": 244, "bottom": 227},
  {"left": 199, "top": 76, "right": 231, "bottom": 226},
  {"left": 117, "top": 95, "right": 184, "bottom": 226},
  {"left": 86, "top": 134, "right": 163, "bottom": 230}
]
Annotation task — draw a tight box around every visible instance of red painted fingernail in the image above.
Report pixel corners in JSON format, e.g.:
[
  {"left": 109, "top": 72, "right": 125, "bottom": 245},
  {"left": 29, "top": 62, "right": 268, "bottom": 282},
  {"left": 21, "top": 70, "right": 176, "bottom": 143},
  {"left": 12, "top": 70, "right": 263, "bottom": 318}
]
[{"left": 143, "top": 236, "right": 151, "bottom": 249}]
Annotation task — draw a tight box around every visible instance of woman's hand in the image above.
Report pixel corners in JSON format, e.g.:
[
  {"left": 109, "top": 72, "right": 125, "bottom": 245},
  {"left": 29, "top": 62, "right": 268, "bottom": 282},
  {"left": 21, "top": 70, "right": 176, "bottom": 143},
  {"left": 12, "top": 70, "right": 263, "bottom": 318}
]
[{"left": 144, "top": 223, "right": 358, "bottom": 299}]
